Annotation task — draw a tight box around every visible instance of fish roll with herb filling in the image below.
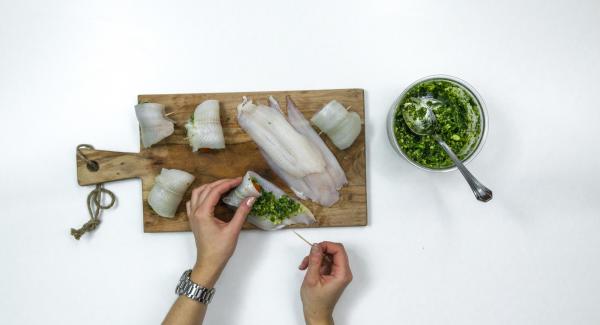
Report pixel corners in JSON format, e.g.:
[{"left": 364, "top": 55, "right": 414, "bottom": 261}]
[
  {"left": 222, "top": 171, "right": 315, "bottom": 230},
  {"left": 185, "top": 99, "right": 225, "bottom": 152}
]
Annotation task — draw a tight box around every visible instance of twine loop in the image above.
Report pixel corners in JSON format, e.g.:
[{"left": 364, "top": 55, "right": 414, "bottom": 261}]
[
  {"left": 71, "top": 144, "right": 116, "bottom": 240},
  {"left": 77, "top": 144, "right": 99, "bottom": 171}
]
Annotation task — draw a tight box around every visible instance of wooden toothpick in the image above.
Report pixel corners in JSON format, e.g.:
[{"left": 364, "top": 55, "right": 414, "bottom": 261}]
[
  {"left": 294, "top": 231, "right": 314, "bottom": 246},
  {"left": 293, "top": 231, "right": 333, "bottom": 264}
]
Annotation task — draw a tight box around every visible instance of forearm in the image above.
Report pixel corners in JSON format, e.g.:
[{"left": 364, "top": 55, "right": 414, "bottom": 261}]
[
  {"left": 163, "top": 295, "right": 207, "bottom": 325},
  {"left": 163, "top": 266, "right": 221, "bottom": 325},
  {"left": 304, "top": 314, "right": 334, "bottom": 325},
  {"left": 304, "top": 305, "right": 334, "bottom": 325},
  {"left": 165, "top": 178, "right": 248, "bottom": 324}
]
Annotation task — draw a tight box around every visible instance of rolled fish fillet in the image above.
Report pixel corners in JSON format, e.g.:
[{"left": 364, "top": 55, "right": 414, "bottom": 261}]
[
  {"left": 257, "top": 96, "right": 346, "bottom": 207},
  {"left": 327, "top": 112, "right": 361, "bottom": 150},
  {"left": 222, "top": 171, "right": 316, "bottom": 230},
  {"left": 237, "top": 97, "right": 325, "bottom": 178},
  {"left": 135, "top": 103, "right": 175, "bottom": 148},
  {"left": 148, "top": 168, "right": 195, "bottom": 218},
  {"left": 185, "top": 100, "right": 225, "bottom": 152},
  {"left": 311, "top": 100, "right": 362, "bottom": 150}
]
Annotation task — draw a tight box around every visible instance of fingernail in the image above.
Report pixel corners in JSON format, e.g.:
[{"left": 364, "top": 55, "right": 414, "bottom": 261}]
[{"left": 246, "top": 197, "right": 256, "bottom": 207}]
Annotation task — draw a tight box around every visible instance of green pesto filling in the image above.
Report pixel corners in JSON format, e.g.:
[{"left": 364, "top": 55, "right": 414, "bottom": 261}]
[
  {"left": 250, "top": 189, "right": 301, "bottom": 224},
  {"left": 393, "top": 79, "right": 482, "bottom": 169}
]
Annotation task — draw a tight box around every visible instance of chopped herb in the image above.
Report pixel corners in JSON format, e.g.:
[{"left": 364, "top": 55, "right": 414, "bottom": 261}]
[
  {"left": 393, "top": 79, "right": 482, "bottom": 169},
  {"left": 250, "top": 189, "right": 301, "bottom": 224}
]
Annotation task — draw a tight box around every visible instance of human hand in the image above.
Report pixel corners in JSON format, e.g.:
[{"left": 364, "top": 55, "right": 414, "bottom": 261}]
[
  {"left": 185, "top": 178, "right": 255, "bottom": 287},
  {"left": 299, "top": 242, "right": 353, "bottom": 325}
]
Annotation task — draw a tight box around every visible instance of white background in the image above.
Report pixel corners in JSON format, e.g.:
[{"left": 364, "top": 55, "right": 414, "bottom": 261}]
[{"left": 1, "top": 0, "right": 599, "bottom": 324}]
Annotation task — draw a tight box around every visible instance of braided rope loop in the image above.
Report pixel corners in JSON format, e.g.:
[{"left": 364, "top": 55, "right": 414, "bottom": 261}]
[{"left": 72, "top": 144, "right": 116, "bottom": 240}]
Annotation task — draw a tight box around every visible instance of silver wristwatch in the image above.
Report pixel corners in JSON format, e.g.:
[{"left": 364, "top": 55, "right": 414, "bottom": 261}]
[{"left": 175, "top": 269, "right": 216, "bottom": 304}]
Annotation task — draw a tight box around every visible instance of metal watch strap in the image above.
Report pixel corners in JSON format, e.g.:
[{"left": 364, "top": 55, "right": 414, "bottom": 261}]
[{"left": 175, "top": 269, "right": 216, "bottom": 305}]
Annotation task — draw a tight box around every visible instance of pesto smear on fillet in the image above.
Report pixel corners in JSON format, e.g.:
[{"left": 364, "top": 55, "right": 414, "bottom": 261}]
[
  {"left": 393, "top": 79, "right": 482, "bottom": 169},
  {"left": 250, "top": 189, "right": 301, "bottom": 224}
]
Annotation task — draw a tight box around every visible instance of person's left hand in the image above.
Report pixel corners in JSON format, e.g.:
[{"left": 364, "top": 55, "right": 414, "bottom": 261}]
[
  {"left": 185, "top": 178, "right": 255, "bottom": 287},
  {"left": 298, "top": 241, "right": 353, "bottom": 325}
]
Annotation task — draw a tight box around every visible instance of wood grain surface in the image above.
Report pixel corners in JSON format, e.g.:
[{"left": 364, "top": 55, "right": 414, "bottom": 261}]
[{"left": 76, "top": 89, "right": 367, "bottom": 232}]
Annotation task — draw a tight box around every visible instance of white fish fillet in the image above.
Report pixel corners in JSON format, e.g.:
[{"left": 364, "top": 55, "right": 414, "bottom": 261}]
[
  {"left": 327, "top": 111, "right": 361, "bottom": 150},
  {"left": 311, "top": 100, "right": 362, "bottom": 150},
  {"left": 310, "top": 100, "right": 347, "bottom": 133},
  {"left": 222, "top": 171, "right": 316, "bottom": 230},
  {"left": 237, "top": 97, "right": 325, "bottom": 178},
  {"left": 255, "top": 96, "right": 346, "bottom": 207},
  {"left": 148, "top": 168, "right": 195, "bottom": 218},
  {"left": 259, "top": 148, "right": 312, "bottom": 200},
  {"left": 260, "top": 147, "right": 340, "bottom": 207},
  {"left": 185, "top": 99, "right": 225, "bottom": 152},
  {"left": 285, "top": 96, "right": 347, "bottom": 190},
  {"left": 135, "top": 103, "right": 175, "bottom": 148}
]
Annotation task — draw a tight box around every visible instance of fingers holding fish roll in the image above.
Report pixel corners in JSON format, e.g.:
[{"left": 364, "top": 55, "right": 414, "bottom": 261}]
[{"left": 222, "top": 171, "right": 316, "bottom": 230}]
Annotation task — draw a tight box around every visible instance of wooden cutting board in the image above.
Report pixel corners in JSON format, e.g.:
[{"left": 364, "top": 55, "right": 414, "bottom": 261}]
[{"left": 76, "top": 89, "right": 367, "bottom": 232}]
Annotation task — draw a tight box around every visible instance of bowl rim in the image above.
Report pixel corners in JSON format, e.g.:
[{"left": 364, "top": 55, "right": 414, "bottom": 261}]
[{"left": 386, "top": 74, "right": 489, "bottom": 172}]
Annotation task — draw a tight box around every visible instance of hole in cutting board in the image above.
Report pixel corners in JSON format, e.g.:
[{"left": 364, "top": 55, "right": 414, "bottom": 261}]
[{"left": 86, "top": 160, "right": 99, "bottom": 172}]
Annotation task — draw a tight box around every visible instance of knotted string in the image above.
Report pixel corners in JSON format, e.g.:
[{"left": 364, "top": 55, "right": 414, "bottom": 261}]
[
  {"left": 71, "top": 144, "right": 117, "bottom": 240},
  {"left": 76, "top": 144, "right": 99, "bottom": 171}
]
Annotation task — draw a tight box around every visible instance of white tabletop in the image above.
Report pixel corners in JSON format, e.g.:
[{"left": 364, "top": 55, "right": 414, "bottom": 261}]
[{"left": 1, "top": 0, "right": 599, "bottom": 324}]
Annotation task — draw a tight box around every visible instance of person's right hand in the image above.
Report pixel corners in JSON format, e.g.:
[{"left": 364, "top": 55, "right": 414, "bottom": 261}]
[{"left": 299, "top": 241, "right": 353, "bottom": 325}]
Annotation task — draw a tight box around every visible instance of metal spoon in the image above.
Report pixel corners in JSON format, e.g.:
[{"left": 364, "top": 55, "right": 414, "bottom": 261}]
[{"left": 402, "top": 97, "right": 493, "bottom": 202}]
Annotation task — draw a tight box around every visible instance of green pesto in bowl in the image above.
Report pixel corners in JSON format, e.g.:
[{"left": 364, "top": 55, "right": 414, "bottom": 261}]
[{"left": 393, "top": 79, "right": 483, "bottom": 169}]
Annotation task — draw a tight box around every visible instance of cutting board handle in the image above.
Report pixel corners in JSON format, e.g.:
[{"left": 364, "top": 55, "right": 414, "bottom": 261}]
[{"left": 76, "top": 147, "right": 150, "bottom": 186}]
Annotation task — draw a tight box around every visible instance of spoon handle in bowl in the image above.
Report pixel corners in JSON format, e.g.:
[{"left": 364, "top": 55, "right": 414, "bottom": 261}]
[{"left": 434, "top": 136, "right": 493, "bottom": 202}]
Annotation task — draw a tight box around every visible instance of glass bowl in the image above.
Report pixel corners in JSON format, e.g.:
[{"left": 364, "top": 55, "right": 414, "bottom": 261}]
[{"left": 386, "top": 74, "right": 489, "bottom": 172}]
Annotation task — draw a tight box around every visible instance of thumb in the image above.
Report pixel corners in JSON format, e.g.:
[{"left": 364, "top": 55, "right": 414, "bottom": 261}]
[
  {"left": 228, "top": 197, "right": 255, "bottom": 232},
  {"left": 305, "top": 244, "right": 323, "bottom": 284}
]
